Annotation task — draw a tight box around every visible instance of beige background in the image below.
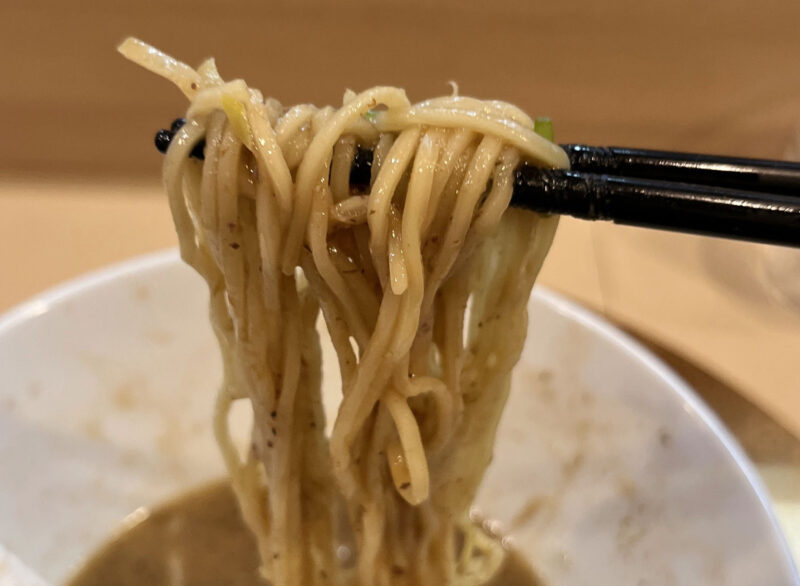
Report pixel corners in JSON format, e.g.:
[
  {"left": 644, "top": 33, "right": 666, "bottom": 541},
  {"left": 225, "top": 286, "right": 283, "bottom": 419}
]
[
  {"left": 1, "top": 4, "right": 798, "bottom": 439},
  {"left": 6, "top": 0, "right": 800, "bottom": 179}
]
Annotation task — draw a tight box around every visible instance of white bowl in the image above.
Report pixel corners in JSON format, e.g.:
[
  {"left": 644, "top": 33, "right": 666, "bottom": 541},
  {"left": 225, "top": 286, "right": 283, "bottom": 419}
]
[{"left": 0, "top": 250, "right": 796, "bottom": 585}]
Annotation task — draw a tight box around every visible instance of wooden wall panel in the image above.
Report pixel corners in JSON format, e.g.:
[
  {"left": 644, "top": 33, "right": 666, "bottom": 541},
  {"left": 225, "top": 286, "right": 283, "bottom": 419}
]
[{"left": 2, "top": 0, "right": 800, "bottom": 180}]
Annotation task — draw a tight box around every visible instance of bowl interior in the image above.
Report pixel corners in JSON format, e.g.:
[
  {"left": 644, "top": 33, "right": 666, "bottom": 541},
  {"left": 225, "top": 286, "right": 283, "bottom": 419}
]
[{"left": 0, "top": 251, "right": 795, "bottom": 584}]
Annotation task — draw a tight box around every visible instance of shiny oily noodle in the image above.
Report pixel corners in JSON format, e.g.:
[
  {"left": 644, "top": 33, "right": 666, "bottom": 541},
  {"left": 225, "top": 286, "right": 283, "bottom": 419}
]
[{"left": 115, "top": 38, "right": 567, "bottom": 586}]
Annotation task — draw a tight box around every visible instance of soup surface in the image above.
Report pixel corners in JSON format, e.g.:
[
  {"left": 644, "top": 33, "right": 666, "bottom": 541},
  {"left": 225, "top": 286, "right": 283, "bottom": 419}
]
[{"left": 68, "top": 481, "right": 542, "bottom": 586}]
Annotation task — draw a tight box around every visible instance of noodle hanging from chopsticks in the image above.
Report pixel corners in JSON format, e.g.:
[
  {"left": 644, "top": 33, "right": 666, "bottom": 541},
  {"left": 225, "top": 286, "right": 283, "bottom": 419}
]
[{"left": 119, "top": 37, "right": 566, "bottom": 586}]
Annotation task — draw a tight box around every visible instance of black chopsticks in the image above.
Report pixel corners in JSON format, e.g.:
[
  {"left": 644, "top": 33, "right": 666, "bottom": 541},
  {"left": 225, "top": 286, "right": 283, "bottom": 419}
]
[
  {"left": 559, "top": 144, "right": 800, "bottom": 197},
  {"left": 154, "top": 121, "right": 800, "bottom": 248},
  {"left": 512, "top": 146, "right": 800, "bottom": 248},
  {"left": 512, "top": 167, "right": 800, "bottom": 248}
]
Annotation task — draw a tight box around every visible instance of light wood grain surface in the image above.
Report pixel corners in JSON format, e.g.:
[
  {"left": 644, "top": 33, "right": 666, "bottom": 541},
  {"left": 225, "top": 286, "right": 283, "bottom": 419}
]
[{"left": 5, "top": 0, "right": 800, "bottom": 178}]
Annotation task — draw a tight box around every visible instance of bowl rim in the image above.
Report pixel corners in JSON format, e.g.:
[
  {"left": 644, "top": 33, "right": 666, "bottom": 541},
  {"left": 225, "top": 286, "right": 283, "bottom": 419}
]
[{"left": 1, "top": 248, "right": 797, "bottom": 582}]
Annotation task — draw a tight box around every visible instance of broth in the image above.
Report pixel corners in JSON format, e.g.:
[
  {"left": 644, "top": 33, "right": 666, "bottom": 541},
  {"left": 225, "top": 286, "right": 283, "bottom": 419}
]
[{"left": 68, "top": 481, "right": 542, "bottom": 586}]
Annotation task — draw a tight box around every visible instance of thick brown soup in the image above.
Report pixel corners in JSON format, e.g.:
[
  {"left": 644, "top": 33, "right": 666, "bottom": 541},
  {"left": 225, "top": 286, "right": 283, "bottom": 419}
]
[{"left": 68, "top": 481, "right": 542, "bottom": 586}]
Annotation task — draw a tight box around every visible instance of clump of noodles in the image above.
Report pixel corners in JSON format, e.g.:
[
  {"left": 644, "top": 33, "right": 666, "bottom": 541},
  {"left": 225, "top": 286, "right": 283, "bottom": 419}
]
[{"left": 119, "top": 38, "right": 567, "bottom": 586}]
